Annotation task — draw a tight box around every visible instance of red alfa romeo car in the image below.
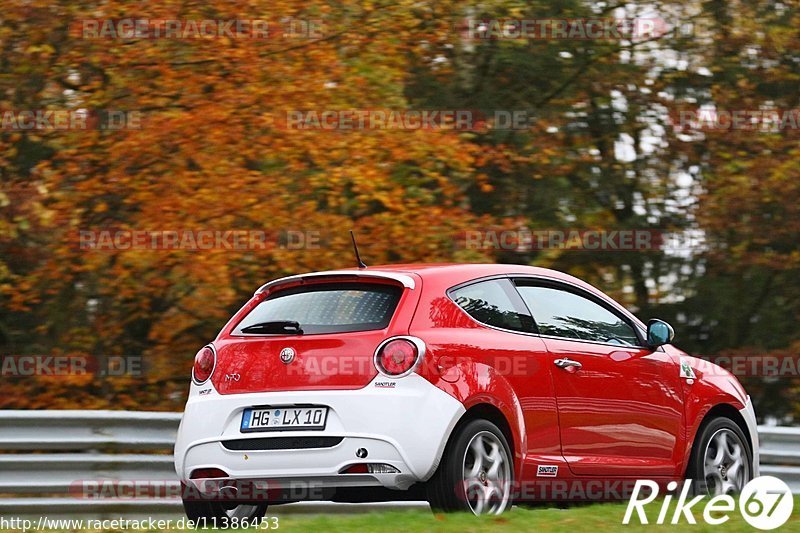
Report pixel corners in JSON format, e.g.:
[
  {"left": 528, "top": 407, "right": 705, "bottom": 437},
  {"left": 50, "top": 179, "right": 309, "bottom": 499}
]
[{"left": 174, "top": 264, "right": 758, "bottom": 521}]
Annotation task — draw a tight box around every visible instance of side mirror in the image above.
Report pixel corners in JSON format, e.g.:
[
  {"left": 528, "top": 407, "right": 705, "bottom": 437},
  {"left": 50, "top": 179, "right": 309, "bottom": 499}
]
[{"left": 647, "top": 319, "right": 674, "bottom": 348}]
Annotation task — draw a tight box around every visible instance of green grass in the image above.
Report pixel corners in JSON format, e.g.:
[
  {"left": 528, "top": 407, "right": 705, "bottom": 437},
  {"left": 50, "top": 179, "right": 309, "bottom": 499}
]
[{"left": 269, "top": 498, "right": 800, "bottom": 532}]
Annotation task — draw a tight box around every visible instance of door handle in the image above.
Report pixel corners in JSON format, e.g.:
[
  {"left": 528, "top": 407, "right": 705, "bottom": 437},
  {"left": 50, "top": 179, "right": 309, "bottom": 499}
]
[{"left": 554, "top": 358, "right": 582, "bottom": 371}]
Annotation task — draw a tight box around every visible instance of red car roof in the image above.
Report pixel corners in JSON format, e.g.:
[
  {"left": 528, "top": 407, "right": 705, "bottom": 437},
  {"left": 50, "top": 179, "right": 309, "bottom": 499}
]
[
  {"left": 354, "top": 262, "right": 575, "bottom": 281},
  {"left": 323, "top": 263, "right": 596, "bottom": 294}
]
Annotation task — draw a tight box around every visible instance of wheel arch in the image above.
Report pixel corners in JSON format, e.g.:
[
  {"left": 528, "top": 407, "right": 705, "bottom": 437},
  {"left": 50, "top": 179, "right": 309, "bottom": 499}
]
[
  {"left": 432, "top": 401, "right": 521, "bottom": 483},
  {"left": 456, "top": 403, "right": 516, "bottom": 460},
  {"left": 684, "top": 402, "right": 754, "bottom": 477}
]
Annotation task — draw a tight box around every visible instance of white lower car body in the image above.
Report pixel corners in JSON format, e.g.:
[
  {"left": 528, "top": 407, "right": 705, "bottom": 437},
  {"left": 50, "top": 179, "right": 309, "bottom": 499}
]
[{"left": 174, "top": 374, "right": 465, "bottom": 492}]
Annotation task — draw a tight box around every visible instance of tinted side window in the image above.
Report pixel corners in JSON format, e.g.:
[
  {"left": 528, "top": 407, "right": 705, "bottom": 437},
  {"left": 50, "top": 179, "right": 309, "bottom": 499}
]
[
  {"left": 516, "top": 285, "right": 639, "bottom": 346},
  {"left": 451, "top": 279, "right": 534, "bottom": 332}
]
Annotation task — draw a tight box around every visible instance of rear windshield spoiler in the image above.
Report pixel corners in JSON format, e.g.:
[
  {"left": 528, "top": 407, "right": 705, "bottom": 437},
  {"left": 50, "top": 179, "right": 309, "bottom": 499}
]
[{"left": 254, "top": 270, "right": 416, "bottom": 295}]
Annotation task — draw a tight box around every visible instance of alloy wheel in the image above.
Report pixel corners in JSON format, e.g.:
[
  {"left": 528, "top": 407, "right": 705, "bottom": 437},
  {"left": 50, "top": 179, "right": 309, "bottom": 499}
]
[
  {"left": 703, "top": 428, "right": 750, "bottom": 495},
  {"left": 462, "top": 431, "right": 512, "bottom": 515}
]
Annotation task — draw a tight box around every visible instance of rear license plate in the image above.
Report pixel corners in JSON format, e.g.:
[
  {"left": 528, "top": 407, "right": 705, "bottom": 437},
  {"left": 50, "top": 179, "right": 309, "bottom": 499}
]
[{"left": 240, "top": 406, "right": 328, "bottom": 432}]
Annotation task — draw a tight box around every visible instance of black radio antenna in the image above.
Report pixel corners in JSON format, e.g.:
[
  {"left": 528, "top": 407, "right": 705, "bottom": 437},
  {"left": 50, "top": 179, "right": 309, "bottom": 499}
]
[{"left": 350, "top": 230, "right": 367, "bottom": 269}]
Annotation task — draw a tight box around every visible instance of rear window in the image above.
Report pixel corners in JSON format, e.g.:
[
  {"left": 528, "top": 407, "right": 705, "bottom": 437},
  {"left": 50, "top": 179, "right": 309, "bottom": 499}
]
[{"left": 234, "top": 283, "right": 403, "bottom": 335}]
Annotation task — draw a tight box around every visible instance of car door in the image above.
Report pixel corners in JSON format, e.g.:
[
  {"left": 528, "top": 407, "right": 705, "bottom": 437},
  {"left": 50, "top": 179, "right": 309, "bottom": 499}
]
[{"left": 513, "top": 278, "right": 685, "bottom": 478}]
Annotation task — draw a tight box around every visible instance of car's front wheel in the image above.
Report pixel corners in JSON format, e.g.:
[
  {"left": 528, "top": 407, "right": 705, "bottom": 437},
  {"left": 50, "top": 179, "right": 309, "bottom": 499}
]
[
  {"left": 687, "top": 416, "right": 752, "bottom": 495},
  {"left": 427, "top": 418, "right": 513, "bottom": 515},
  {"left": 183, "top": 497, "right": 268, "bottom": 528}
]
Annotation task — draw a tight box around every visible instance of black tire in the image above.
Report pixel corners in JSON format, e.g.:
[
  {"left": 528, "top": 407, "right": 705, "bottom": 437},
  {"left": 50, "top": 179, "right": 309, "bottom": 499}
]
[
  {"left": 426, "top": 419, "right": 513, "bottom": 515},
  {"left": 183, "top": 497, "right": 268, "bottom": 528},
  {"left": 686, "top": 416, "right": 752, "bottom": 496}
]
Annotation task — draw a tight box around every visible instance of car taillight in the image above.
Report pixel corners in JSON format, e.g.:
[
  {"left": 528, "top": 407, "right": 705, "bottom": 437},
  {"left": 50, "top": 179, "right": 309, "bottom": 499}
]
[
  {"left": 375, "top": 338, "right": 422, "bottom": 377},
  {"left": 192, "top": 345, "right": 216, "bottom": 384}
]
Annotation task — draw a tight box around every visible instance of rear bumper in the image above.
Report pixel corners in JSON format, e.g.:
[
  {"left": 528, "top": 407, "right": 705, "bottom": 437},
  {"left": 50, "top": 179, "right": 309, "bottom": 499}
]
[
  {"left": 740, "top": 395, "right": 760, "bottom": 477},
  {"left": 174, "top": 374, "right": 464, "bottom": 491}
]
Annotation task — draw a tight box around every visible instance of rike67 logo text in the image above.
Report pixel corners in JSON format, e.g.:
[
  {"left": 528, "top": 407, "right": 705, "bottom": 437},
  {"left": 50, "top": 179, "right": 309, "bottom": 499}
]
[{"left": 623, "top": 476, "right": 793, "bottom": 530}]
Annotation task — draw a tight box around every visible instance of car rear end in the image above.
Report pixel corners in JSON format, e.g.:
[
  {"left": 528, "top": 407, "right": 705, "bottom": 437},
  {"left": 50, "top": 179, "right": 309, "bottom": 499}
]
[{"left": 174, "top": 270, "right": 465, "bottom": 502}]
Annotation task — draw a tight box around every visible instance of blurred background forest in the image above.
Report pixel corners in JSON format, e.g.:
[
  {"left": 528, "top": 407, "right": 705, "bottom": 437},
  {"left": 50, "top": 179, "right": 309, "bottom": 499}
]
[{"left": 0, "top": 0, "right": 798, "bottom": 420}]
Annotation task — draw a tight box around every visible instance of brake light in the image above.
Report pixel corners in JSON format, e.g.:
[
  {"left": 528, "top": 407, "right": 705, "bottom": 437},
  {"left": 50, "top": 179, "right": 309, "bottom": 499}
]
[
  {"left": 192, "top": 345, "right": 216, "bottom": 384},
  {"left": 375, "top": 338, "right": 421, "bottom": 377}
]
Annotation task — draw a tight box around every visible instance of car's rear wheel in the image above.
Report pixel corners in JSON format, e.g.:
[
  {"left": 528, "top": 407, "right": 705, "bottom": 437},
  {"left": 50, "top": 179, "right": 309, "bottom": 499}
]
[
  {"left": 183, "top": 498, "right": 268, "bottom": 528},
  {"left": 687, "top": 416, "right": 752, "bottom": 496},
  {"left": 427, "top": 419, "right": 513, "bottom": 515}
]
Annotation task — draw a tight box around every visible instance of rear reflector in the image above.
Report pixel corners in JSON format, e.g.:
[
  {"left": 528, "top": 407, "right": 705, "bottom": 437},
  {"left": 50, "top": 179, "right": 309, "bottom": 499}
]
[
  {"left": 190, "top": 467, "right": 229, "bottom": 479},
  {"left": 340, "top": 464, "right": 369, "bottom": 474},
  {"left": 339, "top": 463, "right": 400, "bottom": 474}
]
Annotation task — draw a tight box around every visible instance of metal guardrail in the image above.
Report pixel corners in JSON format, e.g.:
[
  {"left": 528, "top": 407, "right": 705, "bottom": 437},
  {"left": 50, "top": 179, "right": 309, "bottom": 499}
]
[
  {"left": 755, "top": 426, "right": 800, "bottom": 491},
  {"left": 0, "top": 411, "right": 183, "bottom": 518},
  {"left": 0, "top": 411, "right": 798, "bottom": 517},
  {"left": 0, "top": 410, "right": 181, "bottom": 451}
]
